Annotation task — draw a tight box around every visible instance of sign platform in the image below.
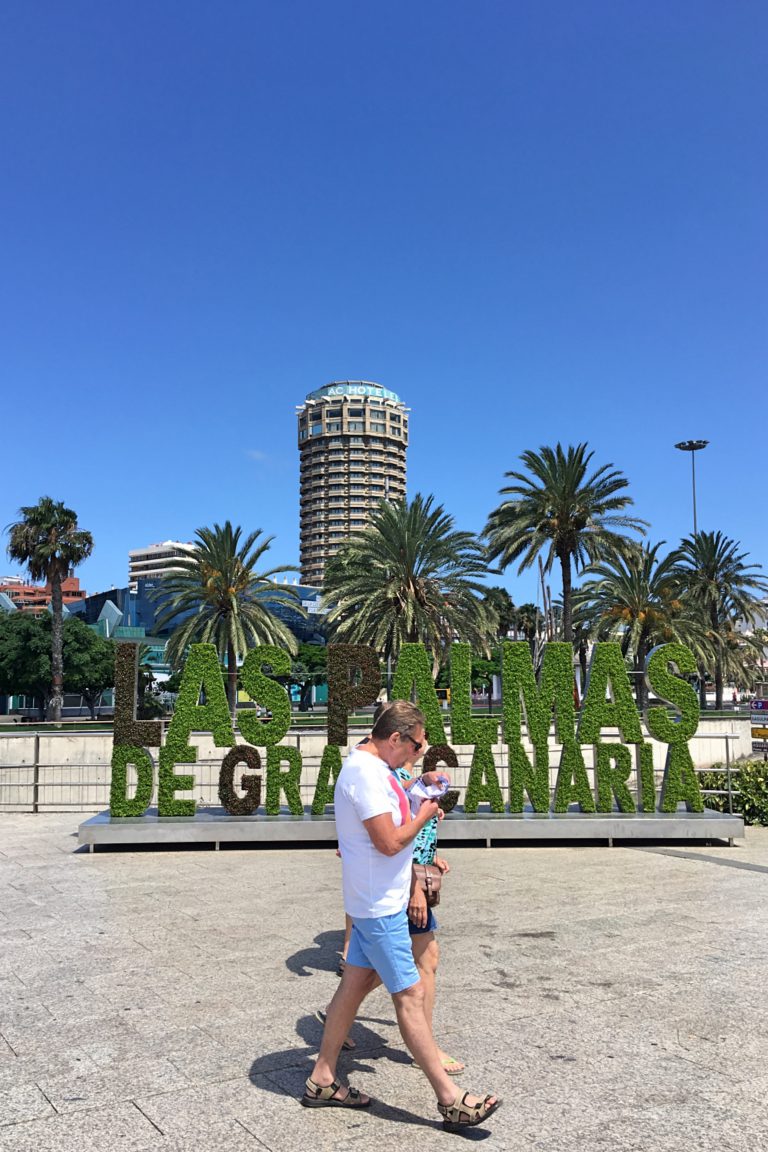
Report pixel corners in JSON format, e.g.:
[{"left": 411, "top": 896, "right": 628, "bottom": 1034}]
[{"left": 78, "top": 806, "right": 744, "bottom": 851}]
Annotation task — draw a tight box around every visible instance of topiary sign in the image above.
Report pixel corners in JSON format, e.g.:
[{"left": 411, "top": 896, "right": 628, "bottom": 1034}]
[{"left": 109, "top": 640, "right": 704, "bottom": 818}]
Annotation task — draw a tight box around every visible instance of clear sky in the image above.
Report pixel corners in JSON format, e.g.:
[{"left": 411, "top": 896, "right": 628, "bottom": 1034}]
[{"left": 1, "top": 1, "right": 766, "bottom": 607}]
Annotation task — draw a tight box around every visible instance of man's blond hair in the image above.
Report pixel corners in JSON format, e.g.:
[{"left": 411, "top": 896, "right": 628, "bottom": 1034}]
[{"left": 371, "top": 699, "right": 425, "bottom": 740}]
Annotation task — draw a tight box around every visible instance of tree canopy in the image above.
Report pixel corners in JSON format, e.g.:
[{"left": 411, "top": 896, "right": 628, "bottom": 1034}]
[
  {"left": 573, "top": 542, "right": 708, "bottom": 707},
  {"left": 0, "top": 613, "right": 52, "bottom": 714},
  {"left": 322, "top": 494, "right": 496, "bottom": 676},
  {"left": 485, "top": 443, "right": 646, "bottom": 642},
  {"left": 0, "top": 614, "right": 115, "bottom": 719},
  {"left": 671, "top": 531, "right": 768, "bottom": 709},
  {"left": 153, "top": 521, "right": 302, "bottom": 714}
]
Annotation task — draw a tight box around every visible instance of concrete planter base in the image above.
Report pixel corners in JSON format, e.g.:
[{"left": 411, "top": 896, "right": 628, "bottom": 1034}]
[{"left": 78, "top": 805, "right": 744, "bottom": 851}]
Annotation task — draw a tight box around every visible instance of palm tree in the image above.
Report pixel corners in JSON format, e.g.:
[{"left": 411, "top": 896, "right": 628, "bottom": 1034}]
[
  {"left": 485, "top": 443, "right": 647, "bottom": 642},
  {"left": 5, "top": 497, "right": 94, "bottom": 721},
  {"left": 482, "top": 586, "right": 516, "bottom": 639},
  {"left": 670, "top": 531, "right": 768, "bottom": 709},
  {"left": 716, "top": 623, "right": 766, "bottom": 698},
  {"left": 728, "top": 626, "right": 768, "bottom": 694},
  {"left": 322, "top": 494, "right": 495, "bottom": 677},
  {"left": 573, "top": 542, "right": 710, "bottom": 708},
  {"left": 153, "top": 522, "right": 302, "bottom": 715},
  {"left": 513, "top": 602, "right": 540, "bottom": 656}
]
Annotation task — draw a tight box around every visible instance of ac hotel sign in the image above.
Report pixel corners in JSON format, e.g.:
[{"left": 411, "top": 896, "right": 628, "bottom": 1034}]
[{"left": 306, "top": 383, "right": 401, "bottom": 402}]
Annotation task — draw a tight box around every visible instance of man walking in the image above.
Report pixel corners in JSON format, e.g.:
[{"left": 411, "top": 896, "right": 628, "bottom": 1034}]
[{"left": 302, "top": 701, "right": 502, "bottom": 1131}]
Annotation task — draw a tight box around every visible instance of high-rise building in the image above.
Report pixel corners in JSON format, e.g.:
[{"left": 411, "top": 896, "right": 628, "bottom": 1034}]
[
  {"left": 127, "top": 541, "right": 195, "bottom": 592},
  {"left": 297, "top": 381, "right": 408, "bottom": 585}
]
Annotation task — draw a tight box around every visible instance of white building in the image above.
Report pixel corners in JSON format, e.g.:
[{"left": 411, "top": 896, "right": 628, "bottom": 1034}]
[{"left": 128, "top": 541, "right": 195, "bottom": 592}]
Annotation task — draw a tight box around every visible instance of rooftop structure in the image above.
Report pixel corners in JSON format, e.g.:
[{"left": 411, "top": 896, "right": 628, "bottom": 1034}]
[
  {"left": 0, "top": 575, "right": 86, "bottom": 615},
  {"left": 128, "top": 541, "right": 195, "bottom": 592}
]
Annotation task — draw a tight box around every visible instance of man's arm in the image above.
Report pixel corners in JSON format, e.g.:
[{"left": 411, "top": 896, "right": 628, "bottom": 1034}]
[{"left": 363, "top": 800, "right": 439, "bottom": 857}]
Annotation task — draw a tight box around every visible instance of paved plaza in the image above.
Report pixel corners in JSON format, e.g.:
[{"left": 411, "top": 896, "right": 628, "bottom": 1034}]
[{"left": 0, "top": 816, "right": 767, "bottom": 1151}]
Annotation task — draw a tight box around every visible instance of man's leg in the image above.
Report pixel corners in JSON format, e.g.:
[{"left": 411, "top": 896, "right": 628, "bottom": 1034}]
[
  {"left": 391, "top": 979, "right": 457, "bottom": 1105},
  {"left": 310, "top": 964, "right": 378, "bottom": 1099},
  {"left": 393, "top": 980, "right": 495, "bottom": 1114}
]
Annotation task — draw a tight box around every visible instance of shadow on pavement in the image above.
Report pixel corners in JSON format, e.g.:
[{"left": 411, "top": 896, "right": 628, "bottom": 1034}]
[
  {"left": 284, "top": 929, "right": 345, "bottom": 976},
  {"left": 247, "top": 1015, "right": 494, "bottom": 1137}
]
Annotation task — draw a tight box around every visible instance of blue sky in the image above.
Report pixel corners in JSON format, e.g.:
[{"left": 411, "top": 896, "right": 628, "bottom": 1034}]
[{"left": 1, "top": 1, "right": 766, "bottom": 607}]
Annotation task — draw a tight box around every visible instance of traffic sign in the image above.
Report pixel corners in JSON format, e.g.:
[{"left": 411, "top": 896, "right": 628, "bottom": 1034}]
[
  {"left": 753, "top": 741, "right": 768, "bottom": 753},
  {"left": 752, "top": 699, "right": 768, "bottom": 711},
  {"left": 752, "top": 727, "right": 768, "bottom": 739}
]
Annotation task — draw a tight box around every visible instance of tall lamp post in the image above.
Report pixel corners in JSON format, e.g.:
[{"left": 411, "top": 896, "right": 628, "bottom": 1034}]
[{"left": 674, "top": 439, "right": 709, "bottom": 535}]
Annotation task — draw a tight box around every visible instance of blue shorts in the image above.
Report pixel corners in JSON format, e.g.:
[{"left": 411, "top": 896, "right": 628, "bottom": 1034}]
[
  {"left": 409, "top": 907, "right": 439, "bottom": 935},
  {"left": 346, "top": 909, "right": 420, "bottom": 994}
]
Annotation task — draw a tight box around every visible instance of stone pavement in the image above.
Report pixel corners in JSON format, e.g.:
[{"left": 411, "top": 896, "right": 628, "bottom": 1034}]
[{"left": 1, "top": 816, "right": 768, "bottom": 1151}]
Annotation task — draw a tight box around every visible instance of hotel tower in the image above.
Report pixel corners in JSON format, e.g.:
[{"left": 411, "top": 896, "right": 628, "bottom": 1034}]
[{"left": 297, "top": 381, "right": 408, "bottom": 585}]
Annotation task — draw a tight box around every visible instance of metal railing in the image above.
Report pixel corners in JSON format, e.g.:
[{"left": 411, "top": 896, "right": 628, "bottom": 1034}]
[
  {"left": 0, "top": 740, "right": 264, "bottom": 813},
  {"left": 693, "top": 732, "right": 740, "bottom": 815},
  {"left": 1, "top": 727, "right": 749, "bottom": 816}
]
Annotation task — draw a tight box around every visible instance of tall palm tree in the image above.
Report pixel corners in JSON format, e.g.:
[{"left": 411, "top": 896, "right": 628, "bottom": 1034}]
[
  {"left": 485, "top": 443, "right": 647, "bottom": 642},
  {"left": 716, "top": 623, "right": 766, "bottom": 698},
  {"left": 5, "top": 497, "right": 93, "bottom": 721},
  {"left": 670, "top": 531, "right": 768, "bottom": 709},
  {"left": 153, "top": 522, "right": 302, "bottom": 715},
  {"left": 573, "top": 542, "right": 710, "bottom": 708},
  {"left": 322, "top": 494, "right": 495, "bottom": 676},
  {"left": 482, "top": 586, "right": 516, "bottom": 639},
  {"left": 513, "top": 602, "right": 540, "bottom": 656}
]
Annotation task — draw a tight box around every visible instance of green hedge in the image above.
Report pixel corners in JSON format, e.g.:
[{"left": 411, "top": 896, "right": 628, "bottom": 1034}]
[
  {"left": 595, "top": 743, "right": 635, "bottom": 813},
  {"left": 508, "top": 740, "right": 550, "bottom": 813},
  {"left": 238, "top": 646, "right": 291, "bottom": 745},
  {"left": 644, "top": 643, "right": 699, "bottom": 743},
  {"left": 391, "top": 643, "right": 447, "bottom": 744},
  {"left": 553, "top": 743, "right": 596, "bottom": 813},
  {"left": 502, "top": 642, "right": 575, "bottom": 746},
  {"left": 266, "top": 745, "right": 304, "bottom": 814},
  {"left": 450, "top": 644, "right": 498, "bottom": 746},
  {"left": 109, "top": 746, "right": 154, "bottom": 817},
  {"left": 659, "top": 744, "right": 704, "bottom": 812},
  {"left": 311, "top": 745, "right": 343, "bottom": 815},
  {"left": 327, "top": 645, "right": 381, "bottom": 745},
  {"left": 219, "top": 745, "right": 262, "bottom": 815},
  {"left": 464, "top": 744, "right": 504, "bottom": 812},
  {"left": 579, "top": 643, "right": 642, "bottom": 744},
  {"left": 699, "top": 761, "right": 768, "bottom": 825},
  {"left": 113, "top": 642, "right": 162, "bottom": 749},
  {"left": 166, "top": 643, "right": 235, "bottom": 750}
]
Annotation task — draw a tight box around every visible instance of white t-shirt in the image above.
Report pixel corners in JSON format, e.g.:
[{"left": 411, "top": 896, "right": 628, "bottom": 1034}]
[{"left": 334, "top": 744, "right": 413, "bottom": 919}]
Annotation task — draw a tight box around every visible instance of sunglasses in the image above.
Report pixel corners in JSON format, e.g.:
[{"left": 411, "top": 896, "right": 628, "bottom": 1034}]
[{"left": 403, "top": 733, "right": 423, "bottom": 754}]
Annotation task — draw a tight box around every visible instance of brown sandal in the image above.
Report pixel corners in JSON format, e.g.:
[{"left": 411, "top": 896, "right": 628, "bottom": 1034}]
[
  {"left": 301, "top": 1076, "right": 370, "bottom": 1109},
  {"left": 437, "top": 1091, "right": 502, "bottom": 1131}
]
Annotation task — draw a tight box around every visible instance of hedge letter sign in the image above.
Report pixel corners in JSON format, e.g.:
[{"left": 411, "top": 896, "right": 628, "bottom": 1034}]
[{"left": 109, "top": 641, "right": 704, "bottom": 818}]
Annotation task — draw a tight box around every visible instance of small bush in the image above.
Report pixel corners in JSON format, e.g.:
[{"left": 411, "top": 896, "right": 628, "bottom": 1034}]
[{"left": 699, "top": 760, "right": 768, "bottom": 825}]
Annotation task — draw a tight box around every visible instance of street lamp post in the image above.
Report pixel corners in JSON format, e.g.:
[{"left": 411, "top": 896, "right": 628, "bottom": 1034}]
[{"left": 674, "top": 439, "right": 709, "bottom": 536}]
